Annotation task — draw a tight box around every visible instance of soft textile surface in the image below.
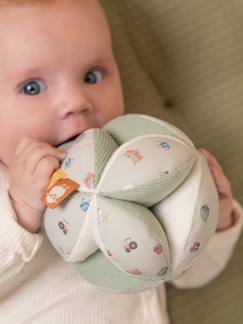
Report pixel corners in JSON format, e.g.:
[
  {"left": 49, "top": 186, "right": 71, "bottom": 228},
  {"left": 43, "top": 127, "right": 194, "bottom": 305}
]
[
  {"left": 44, "top": 114, "right": 219, "bottom": 293},
  {"left": 100, "top": 0, "right": 243, "bottom": 323}
]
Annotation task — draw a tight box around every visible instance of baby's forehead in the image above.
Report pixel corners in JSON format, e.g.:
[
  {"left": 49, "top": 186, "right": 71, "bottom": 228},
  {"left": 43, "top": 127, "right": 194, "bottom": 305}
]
[
  {"left": 0, "top": 0, "right": 112, "bottom": 51},
  {"left": 0, "top": 0, "right": 103, "bottom": 12},
  {"left": 0, "top": 0, "right": 98, "bottom": 7},
  {"left": 0, "top": 0, "right": 107, "bottom": 25},
  {"left": 0, "top": 0, "right": 115, "bottom": 80}
]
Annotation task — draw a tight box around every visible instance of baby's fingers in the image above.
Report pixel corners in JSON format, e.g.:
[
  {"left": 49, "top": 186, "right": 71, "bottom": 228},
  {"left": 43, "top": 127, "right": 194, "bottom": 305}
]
[
  {"left": 15, "top": 137, "right": 66, "bottom": 174},
  {"left": 209, "top": 166, "right": 233, "bottom": 199},
  {"left": 200, "top": 148, "right": 232, "bottom": 198},
  {"left": 199, "top": 148, "right": 223, "bottom": 173},
  {"left": 35, "top": 156, "right": 61, "bottom": 188}
]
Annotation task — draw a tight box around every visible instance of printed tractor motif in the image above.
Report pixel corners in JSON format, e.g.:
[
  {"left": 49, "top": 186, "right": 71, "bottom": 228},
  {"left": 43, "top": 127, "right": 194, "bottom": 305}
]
[
  {"left": 124, "top": 237, "right": 138, "bottom": 253},
  {"left": 58, "top": 219, "right": 69, "bottom": 235}
]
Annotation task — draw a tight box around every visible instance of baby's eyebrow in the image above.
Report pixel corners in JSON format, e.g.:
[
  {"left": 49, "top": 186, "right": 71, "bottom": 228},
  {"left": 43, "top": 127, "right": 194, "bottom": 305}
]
[
  {"left": 7, "top": 66, "right": 47, "bottom": 81},
  {"left": 21, "top": 66, "right": 46, "bottom": 75}
]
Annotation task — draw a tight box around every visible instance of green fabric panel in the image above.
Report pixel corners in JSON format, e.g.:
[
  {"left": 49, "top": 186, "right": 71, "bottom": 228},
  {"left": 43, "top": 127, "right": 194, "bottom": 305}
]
[
  {"left": 74, "top": 250, "right": 160, "bottom": 293},
  {"left": 100, "top": 1, "right": 243, "bottom": 323},
  {"left": 94, "top": 129, "right": 118, "bottom": 184},
  {"left": 104, "top": 114, "right": 187, "bottom": 145}
]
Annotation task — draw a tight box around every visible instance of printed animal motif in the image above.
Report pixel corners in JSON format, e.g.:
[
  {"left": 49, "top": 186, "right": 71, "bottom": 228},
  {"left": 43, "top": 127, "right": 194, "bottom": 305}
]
[
  {"left": 84, "top": 173, "right": 96, "bottom": 189},
  {"left": 46, "top": 184, "right": 69, "bottom": 204},
  {"left": 124, "top": 149, "right": 144, "bottom": 165},
  {"left": 43, "top": 178, "right": 80, "bottom": 208}
]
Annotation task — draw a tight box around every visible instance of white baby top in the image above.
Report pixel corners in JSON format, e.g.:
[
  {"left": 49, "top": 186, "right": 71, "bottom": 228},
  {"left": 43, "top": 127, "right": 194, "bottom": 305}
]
[{"left": 0, "top": 162, "right": 242, "bottom": 324}]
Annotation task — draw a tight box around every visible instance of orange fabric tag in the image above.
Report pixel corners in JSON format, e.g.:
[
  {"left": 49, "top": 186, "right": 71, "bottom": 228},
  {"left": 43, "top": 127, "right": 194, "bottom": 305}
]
[{"left": 42, "top": 178, "right": 80, "bottom": 209}]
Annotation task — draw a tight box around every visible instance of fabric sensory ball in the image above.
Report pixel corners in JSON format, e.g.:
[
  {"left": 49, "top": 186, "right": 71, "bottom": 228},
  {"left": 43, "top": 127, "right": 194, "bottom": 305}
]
[{"left": 43, "top": 114, "right": 219, "bottom": 293}]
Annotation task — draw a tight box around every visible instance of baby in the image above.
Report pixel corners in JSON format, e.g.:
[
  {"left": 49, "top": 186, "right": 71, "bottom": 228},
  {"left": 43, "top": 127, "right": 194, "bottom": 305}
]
[{"left": 0, "top": 0, "right": 242, "bottom": 323}]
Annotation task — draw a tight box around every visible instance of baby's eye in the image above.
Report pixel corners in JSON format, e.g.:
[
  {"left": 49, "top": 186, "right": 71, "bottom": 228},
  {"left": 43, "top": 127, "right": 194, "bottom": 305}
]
[
  {"left": 21, "top": 80, "right": 47, "bottom": 96},
  {"left": 84, "top": 69, "right": 104, "bottom": 84}
]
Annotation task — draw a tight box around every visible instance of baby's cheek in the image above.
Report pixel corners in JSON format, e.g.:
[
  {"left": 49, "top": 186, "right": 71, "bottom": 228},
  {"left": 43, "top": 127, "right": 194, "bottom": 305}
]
[{"left": 106, "top": 99, "right": 124, "bottom": 124}]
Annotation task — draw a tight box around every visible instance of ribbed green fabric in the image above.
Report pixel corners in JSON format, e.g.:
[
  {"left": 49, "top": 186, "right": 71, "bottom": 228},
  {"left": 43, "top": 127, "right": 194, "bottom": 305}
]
[
  {"left": 104, "top": 114, "right": 187, "bottom": 144},
  {"left": 94, "top": 129, "right": 118, "bottom": 184},
  {"left": 100, "top": 1, "right": 243, "bottom": 323},
  {"left": 74, "top": 250, "right": 160, "bottom": 292}
]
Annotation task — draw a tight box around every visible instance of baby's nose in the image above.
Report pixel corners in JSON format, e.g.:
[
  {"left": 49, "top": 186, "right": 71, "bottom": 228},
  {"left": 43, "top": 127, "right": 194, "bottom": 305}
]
[{"left": 56, "top": 86, "right": 93, "bottom": 118}]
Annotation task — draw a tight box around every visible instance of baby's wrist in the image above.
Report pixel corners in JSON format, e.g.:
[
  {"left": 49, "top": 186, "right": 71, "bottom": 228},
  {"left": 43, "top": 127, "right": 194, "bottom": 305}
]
[{"left": 8, "top": 191, "right": 43, "bottom": 233}]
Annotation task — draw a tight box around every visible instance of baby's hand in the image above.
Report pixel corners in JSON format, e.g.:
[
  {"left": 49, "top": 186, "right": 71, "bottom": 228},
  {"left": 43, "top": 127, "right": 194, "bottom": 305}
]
[
  {"left": 8, "top": 137, "right": 66, "bottom": 233},
  {"left": 200, "top": 149, "right": 234, "bottom": 232}
]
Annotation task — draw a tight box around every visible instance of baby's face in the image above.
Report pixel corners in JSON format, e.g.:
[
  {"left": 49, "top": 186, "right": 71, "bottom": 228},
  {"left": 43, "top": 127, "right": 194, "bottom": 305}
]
[{"left": 0, "top": 0, "right": 124, "bottom": 166}]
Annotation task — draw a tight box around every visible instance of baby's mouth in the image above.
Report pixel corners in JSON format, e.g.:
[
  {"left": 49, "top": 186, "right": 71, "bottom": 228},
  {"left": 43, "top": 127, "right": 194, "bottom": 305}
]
[
  {"left": 58, "top": 133, "right": 81, "bottom": 148},
  {"left": 64, "top": 134, "right": 80, "bottom": 143},
  {"left": 57, "top": 125, "right": 91, "bottom": 148}
]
